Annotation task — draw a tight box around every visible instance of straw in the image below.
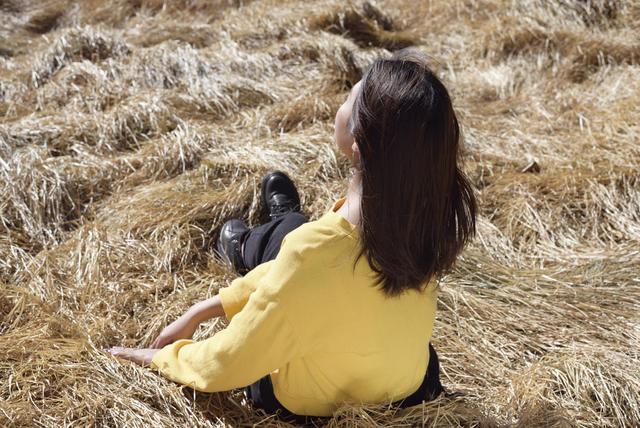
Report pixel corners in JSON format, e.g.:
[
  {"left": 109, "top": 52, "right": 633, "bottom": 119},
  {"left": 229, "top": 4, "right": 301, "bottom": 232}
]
[{"left": 1, "top": 0, "right": 639, "bottom": 426}]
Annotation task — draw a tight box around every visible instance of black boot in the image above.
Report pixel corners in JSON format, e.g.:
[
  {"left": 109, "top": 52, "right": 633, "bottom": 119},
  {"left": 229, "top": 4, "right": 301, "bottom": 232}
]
[
  {"left": 216, "top": 219, "right": 249, "bottom": 274},
  {"left": 261, "top": 171, "right": 301, "bottom": 219}
]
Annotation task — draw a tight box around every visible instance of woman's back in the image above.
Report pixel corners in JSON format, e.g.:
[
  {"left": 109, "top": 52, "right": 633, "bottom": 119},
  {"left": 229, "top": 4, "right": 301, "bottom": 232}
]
[{"left": 256, "top": 197, "right": 438, "bottom": 416}]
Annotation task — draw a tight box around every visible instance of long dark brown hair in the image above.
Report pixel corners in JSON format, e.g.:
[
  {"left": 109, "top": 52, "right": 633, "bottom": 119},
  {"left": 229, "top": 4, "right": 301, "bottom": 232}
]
[{"left": 349, "top": 48, "right": 477, "bottom": 297}]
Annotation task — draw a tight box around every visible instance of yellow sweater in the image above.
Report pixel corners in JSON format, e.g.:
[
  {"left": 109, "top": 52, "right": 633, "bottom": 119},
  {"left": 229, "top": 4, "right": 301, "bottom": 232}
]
[{"left": 150, "top": 197, "right": 438, "bottom": 416}]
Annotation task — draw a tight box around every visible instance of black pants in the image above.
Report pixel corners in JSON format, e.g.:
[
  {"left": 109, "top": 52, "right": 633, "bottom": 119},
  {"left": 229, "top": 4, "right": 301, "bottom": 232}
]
[
  {"left": 238, "top": 211, "right": 444, "bottom": 423},
  {"left": 241, "top": 211, "right": 308, "bottom": 271}
]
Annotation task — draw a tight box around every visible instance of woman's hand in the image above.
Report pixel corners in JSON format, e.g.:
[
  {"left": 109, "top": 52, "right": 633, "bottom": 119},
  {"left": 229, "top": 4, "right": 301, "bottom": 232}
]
[
  {"left": 151, "top": 311, "right": 200, "bottom": 349},
  {"left": 107, "top": 347, "right": 158, "bottom": 366}
]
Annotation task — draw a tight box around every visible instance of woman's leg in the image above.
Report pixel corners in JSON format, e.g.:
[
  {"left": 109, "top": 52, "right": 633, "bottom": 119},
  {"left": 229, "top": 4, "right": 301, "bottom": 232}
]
[{"left": 240, "top": 211, "right": 308, "bottom": 271}]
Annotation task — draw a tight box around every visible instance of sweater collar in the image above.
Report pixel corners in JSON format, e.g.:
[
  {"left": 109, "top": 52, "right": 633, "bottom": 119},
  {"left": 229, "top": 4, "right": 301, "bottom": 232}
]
[{"left": 322, "top": 197, "right": 358, "bottom": 238}]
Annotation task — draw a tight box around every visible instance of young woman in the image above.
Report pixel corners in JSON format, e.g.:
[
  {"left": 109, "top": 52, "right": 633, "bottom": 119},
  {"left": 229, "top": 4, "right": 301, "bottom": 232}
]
[{"left": 108, "top": 47, "right": 477, "bottom": 423}]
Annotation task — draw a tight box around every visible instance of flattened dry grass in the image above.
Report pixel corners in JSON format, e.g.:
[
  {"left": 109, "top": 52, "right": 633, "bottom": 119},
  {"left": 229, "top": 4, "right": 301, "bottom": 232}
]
[{"left": 1, "top": 0, "right": 639, "bottom": 426}]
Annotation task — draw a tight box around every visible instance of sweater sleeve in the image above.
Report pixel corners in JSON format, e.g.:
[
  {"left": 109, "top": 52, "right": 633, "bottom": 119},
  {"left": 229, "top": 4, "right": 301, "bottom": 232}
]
[
  {"left": 218, "top": 260, "right": 274, "bottom": 321},
  {"left": 150, "top": 233, "right": 311, "bottom": 392}
]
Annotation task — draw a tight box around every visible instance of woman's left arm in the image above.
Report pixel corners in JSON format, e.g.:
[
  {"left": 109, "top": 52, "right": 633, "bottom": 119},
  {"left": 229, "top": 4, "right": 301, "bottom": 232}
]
[
  {"left": 150, "top": 288, "right": 301, "bottom": 392},
  {"left": 109, "top": 257, "right": 277, "bottom": 358},
  {"left": 107, "top": 239, "right": 312, "bottom": 391},
  {"left": 107, "top": 286, "right": 300, "bottom": 391}
]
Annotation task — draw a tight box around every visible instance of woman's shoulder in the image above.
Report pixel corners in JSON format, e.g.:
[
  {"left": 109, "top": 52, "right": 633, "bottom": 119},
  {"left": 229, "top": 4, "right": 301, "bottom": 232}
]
[{"left": 280, "top": 216, "right": 355, "bottom": 261}]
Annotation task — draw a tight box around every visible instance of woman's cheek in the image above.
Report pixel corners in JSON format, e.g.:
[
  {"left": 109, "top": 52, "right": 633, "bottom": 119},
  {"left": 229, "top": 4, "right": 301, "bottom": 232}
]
[{"left": 334, "top": 107, "right": 353, "bottom": 156}]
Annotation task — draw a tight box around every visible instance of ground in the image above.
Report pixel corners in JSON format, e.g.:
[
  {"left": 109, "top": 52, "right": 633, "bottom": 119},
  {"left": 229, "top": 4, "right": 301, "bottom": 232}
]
[{"left": 1, "top": 0, "right": 639, "bottom": 426}]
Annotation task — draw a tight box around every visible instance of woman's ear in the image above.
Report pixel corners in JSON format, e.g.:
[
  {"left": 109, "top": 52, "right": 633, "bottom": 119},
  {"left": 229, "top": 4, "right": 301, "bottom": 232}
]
[{"left": 351, "top": 141, "right": 362, "bottom": 170}]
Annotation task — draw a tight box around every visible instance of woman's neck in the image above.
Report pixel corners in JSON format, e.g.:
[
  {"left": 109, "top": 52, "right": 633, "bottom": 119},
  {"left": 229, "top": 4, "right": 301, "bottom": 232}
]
[{"left": 337, "top": 169, "right": 362, "bottom": 227}]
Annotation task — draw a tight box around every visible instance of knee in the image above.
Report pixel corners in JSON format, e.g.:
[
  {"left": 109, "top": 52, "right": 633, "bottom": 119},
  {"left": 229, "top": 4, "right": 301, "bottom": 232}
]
[{"left": 282, "top": 211, "right": 307, "bottom": 227}]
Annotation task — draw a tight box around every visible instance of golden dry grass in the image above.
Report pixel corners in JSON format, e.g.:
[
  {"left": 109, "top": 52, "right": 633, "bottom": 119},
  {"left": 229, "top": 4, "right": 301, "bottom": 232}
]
[{"left": 1, "top": 0, "right": 639, "bottom": 426}]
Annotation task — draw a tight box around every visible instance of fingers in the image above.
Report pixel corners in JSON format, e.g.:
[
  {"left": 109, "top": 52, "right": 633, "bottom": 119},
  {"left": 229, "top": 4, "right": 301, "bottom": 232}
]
[
  {"left": 105, "top": 347, "right": 159, "bottom": 368},
  {"left": 109, "top": 334, "right": 167, "bottom": 359},
  {"left": 106, "top": 347, "right": 141, "bottom": 364},
  {"left": 106, "top": 346, "right": 125, "bottom": 355},
  {"left": 106, "top": 347, "right": 131, "bottom": 359},
  {"left": 105, "top": 347, "right": 142, "bottom": 365}
]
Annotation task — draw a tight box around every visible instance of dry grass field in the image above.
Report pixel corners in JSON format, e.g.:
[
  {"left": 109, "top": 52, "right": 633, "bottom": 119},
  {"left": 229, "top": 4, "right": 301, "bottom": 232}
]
[{"left": 1, "top": 0, "right": 639, "bottom": 426}]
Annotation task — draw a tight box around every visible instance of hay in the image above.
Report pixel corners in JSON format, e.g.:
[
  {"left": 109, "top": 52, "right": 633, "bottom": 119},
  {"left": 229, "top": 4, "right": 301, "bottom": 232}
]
[{"left": 1, "top": 0, "right": 639, "bottom": 426}]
